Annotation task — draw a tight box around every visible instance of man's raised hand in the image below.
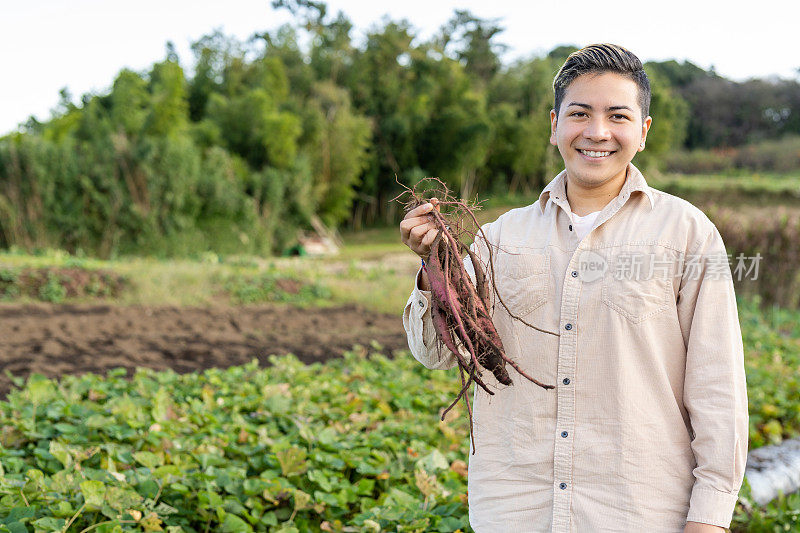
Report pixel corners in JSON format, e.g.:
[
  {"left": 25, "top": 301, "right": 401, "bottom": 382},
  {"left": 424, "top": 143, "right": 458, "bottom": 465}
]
[{"left": 400, "top": 198, "right": 441, "bottom": 258}]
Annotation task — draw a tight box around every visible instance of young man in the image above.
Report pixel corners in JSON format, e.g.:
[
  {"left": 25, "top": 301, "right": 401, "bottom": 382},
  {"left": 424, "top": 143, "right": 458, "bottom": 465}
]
[{"left": 400, "top": 44, "right": 748, "bottom": 532}]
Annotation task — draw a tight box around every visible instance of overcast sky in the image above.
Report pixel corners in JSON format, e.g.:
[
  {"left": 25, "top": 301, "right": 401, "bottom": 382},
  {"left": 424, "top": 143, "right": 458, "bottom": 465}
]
[{"left": 2, "top": 0, "right": 798, "bottom": 135}]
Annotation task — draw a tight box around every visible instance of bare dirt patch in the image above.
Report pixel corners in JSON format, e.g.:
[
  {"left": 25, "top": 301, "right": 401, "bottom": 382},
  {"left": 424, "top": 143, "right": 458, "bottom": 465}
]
[{"left": 0, "top": 303, "right": 408, "bottom": 399}]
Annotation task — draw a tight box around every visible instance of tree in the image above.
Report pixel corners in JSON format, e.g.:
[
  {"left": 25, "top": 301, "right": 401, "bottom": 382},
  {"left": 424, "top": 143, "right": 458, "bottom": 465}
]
[
  {"left": 109, "top": 69, "right": 150, "bottom": 137},
  {"left": 417, "top": 58, "right": 492, "bottom": 199},
  {"left": 486, "top": 56, "right": 557, "bottom": 192},
  {"left": 305, "top": 81, "right": 370, "bottom": 226},
  {"left": 438, "top": 10, "right": 507, "bottom": 85},
  {"left": 635, "top": 67, "right": 689, "bottom": 169},
  {"left": 144, "top": 59, "right": 189, "bottom": 138},
  {"left": 188, "top": 30, "right": 244, "bottom": 121}
]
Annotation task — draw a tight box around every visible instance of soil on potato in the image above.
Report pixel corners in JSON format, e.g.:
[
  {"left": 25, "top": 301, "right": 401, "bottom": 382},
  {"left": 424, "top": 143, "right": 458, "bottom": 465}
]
[{"left": 0, "top": 303, "right": 408, "bottom": 399}]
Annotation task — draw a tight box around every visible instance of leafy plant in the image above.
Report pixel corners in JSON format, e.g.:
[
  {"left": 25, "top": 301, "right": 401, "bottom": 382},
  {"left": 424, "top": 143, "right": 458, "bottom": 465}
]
[
  {"left": 0, "top": 348, "right": 473, "bottom": 531},
  {"left": 0, "top": 267, "right": 20, "bottom": 299},
  {"left": 38, "top": 271, "right": 67, "bottom": 303},
  {"left": 221, "top": 270, "right": 331, "bottom": 305},
  {"left": 0, "top": 297, "right": 798, "bottom": 531}
]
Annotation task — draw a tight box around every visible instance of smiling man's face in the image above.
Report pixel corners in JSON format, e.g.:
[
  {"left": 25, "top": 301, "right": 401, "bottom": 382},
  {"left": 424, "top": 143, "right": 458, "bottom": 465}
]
[{"left": 550, "top": 72, "right": 652, "bottom": 190}]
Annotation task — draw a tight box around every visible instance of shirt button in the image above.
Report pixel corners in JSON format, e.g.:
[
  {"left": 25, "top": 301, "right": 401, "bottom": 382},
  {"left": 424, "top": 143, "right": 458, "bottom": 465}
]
[
  {"left": 568, "top": 224, "right": 573, "bottom": 231},
  {"left": 418, "top": 300, "right": 424, "bottom": 308},
  {"left": 564, "top": 323, "right": 573, "bottom": 331},
  {"left": 571, "top": 270, "right": 578, "bottom": 278},
  {"left": 559, "top": 482, "right": 567, "bottom": 490},
  {"left": 563, "top": 377, "right": 570, "bottom": 385},
  {"left": 561, "top": 431, "right": 568, "bottom": 438}
]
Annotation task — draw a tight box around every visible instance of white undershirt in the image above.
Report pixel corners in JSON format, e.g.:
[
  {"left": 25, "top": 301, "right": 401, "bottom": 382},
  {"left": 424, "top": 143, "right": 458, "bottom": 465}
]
[{"left": 571, "top": 210, "right": 600, "bottom": 241}]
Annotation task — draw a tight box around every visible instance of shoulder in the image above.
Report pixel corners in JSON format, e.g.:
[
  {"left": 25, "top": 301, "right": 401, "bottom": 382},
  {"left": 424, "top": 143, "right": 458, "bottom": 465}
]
[
  {"left": 473, "top": 203, "right": 541, "bottom": 248},
  {"left": 485, "top": 203, "right": 540, "bottom": 232},
  {"left": 649, "top": 187, "right": 713, "bottom": 224},
  {"left": 648, "top": 187, "right": 722, "bottom": 251}
]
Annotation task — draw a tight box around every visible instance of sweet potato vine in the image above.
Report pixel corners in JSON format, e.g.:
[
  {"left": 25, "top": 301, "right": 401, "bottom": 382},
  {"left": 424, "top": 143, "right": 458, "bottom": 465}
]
[{"left": 394, "top": 178, "right": 556, "bottom": 453}]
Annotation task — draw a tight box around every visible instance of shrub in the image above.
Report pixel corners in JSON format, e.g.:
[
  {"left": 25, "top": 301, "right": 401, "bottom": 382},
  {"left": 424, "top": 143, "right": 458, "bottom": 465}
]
[
  {"left": 665, "top": 135, "right": 800, "bottom": 175},
  {"left": 710, "top": 206, "right": 800, "bottom": 308},
  {"left": 220, "top": 271, "right": 331, "bottom": 305},
  {"left": 0, "top": 266, "right": 127, "bottom": 302}
]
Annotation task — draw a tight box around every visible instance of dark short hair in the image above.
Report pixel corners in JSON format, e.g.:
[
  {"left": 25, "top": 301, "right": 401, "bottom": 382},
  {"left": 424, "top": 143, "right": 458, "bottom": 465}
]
[{"left": 553, "top": 44, "right": 650, "bottom": 121}]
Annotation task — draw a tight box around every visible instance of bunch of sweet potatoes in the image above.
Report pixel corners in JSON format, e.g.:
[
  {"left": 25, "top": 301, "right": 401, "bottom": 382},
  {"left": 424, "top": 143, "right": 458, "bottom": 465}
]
[{"left": 397, "top": 179, "right": 554, "bottom": 452}]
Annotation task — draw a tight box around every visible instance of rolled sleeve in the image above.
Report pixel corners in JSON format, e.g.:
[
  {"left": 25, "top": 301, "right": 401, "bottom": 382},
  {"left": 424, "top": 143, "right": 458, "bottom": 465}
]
[
  {"left": 402, "top": 267, "right": 457, "bottom": 370},
  {"left": 677, "top": 225, "right": 749, "bottom": 528}
]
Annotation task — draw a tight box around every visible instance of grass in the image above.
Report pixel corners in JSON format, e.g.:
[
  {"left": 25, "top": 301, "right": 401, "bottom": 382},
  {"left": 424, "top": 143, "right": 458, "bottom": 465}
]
[
  {"left": 650, "top": 172, "right": 800, "bottom": 192},
  {"left": 0, "top": 238, "right": 420, "bottom": 315}
]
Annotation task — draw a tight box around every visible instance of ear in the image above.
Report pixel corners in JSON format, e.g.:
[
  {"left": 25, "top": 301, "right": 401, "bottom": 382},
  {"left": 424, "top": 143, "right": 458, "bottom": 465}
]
[
  {"left": 638, "top": 116, "right": 653, "bottom": 152},
  {"left": 549, "top": 109, "right": 558, "bottom": 146}
]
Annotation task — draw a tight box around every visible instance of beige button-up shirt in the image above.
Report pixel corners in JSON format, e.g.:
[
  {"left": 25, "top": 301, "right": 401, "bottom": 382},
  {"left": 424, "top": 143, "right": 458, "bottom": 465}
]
[{"left": 402, "top": 163, "right": 748, "bottom": 532}]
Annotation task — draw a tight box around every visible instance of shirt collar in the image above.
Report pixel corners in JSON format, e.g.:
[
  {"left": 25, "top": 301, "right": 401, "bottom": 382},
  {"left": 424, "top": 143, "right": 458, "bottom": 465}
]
[{"left": 537, "top": 162, "right": 655, "bottom": 213}]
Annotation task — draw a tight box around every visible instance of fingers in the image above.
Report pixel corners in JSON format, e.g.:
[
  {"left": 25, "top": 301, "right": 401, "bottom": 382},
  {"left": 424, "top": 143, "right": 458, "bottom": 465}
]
[
  {"left": 406, "top": 200, "right": 435, "bottom": 219},
  {"left": 400, "top": 198, "right": 443, "bottom": 257},
  {"left": 400, "top": 200, "right": 438, "bottom": 236},
  {"left": 406, "top": 225, "right": 440, "bottom": 257},
  {"left": 405, "top": 198, "right": 441, "bottom": 219},
  {"left": 400, "top": 215, "right": 433, "bottom": 230},
  {"left": 409, "top": 223, "right": 430, "bottom": 242},
  {"left": 400, "top": 216, "right": 433, "bottom": 243},
  {"left": 401, "top": 219, "right": 436, "bottom": 256},
  {"left": 420, "top": 227, "right": 439, "bottom": 248}
]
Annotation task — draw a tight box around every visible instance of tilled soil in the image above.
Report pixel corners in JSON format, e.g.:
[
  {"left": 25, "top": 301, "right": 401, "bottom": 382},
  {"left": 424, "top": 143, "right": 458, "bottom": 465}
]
[{"left": 0, "top": 303, "right": 408, "bottom": 399}]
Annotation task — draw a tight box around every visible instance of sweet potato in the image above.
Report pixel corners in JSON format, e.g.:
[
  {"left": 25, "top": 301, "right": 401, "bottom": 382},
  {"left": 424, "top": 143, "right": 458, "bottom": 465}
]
[{"left": 395, "top": 178, "right": 555, "bottom": 453}]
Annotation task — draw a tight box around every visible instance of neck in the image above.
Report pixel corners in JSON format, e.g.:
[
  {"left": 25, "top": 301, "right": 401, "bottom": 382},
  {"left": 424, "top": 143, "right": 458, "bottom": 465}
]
[{"left": 565, "top": 166, "right": 628, "bottom": 216}]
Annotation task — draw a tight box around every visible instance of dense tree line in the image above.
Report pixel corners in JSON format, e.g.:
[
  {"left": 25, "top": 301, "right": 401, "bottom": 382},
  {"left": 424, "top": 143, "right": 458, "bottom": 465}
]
[{"left": 1, "top": 2, "right": 798, "bottom": 257}]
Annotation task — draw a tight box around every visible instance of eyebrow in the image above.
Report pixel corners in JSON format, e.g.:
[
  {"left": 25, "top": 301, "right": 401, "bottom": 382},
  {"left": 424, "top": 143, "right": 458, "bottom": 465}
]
[{"left": 566, "top": 102, "right": 634, "bottom": 112}]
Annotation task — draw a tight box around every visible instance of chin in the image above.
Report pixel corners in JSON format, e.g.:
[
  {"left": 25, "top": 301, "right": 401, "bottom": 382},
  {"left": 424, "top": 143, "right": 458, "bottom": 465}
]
[
  {"left": 568, "top": 169, "right": 612, "bottom": 185},
  {"left": 569, "top": 163, "right": 625, "bottom": 186}
]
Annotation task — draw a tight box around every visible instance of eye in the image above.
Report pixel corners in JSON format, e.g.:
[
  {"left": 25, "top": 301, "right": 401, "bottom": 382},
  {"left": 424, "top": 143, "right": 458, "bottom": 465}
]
[
  {"left": 611, "top": 113, "right": 630, "bottom": 121},
  {"left": 569, "top": 111, "right": 587, "bottom": 118}
]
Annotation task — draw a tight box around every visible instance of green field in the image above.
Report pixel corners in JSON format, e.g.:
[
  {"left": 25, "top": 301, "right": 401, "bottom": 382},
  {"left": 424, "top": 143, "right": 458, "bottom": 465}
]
[
  {"left": 2, "top": 180, "right": 800, "bottom": 531},
  {"left": 1, "top": 296, "right": 799, "bottom": 531}
]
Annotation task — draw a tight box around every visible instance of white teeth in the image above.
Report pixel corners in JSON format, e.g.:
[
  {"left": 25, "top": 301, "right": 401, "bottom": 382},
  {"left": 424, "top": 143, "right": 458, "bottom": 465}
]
[{"left": 580, "top": 150, "right": 612, "bottom": 158}]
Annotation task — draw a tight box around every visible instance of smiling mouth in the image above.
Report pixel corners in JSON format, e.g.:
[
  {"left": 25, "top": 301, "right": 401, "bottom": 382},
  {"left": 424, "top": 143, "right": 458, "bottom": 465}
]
[{"left": 577, "top": 149, "right": 615, "bottom": 158}]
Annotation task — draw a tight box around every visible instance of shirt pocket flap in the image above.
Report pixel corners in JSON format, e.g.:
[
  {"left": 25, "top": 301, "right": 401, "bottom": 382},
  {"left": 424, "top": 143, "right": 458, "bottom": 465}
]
[
  {"left": 497, "top": 246, "right": 549, "bottom": 279},
  {"left": 495, "top": 247, "right": 550, "bottom": 316}
]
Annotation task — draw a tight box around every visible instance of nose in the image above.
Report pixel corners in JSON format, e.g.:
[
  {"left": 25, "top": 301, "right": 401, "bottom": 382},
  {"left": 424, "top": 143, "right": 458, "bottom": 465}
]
[{"left": 582, "top": 117, "right": 612, "bottom": 142}]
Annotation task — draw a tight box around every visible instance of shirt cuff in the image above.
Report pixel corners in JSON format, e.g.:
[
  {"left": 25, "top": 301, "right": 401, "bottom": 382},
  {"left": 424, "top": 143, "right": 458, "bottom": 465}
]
[
  {"left": 686, "top": 486, "right": 739, "bottom": 528},
  {"left": 412, "top": 266, "right": 432, "bottom": 311},
  {"left": 402, "top": 266, "right": 456, "bottom": 370}
]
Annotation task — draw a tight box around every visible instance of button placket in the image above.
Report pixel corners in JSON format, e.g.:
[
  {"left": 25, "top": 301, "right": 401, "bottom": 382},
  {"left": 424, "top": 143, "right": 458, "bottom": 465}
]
[{"left": 552, "top": 249, "right": 580, "bottom": 533}]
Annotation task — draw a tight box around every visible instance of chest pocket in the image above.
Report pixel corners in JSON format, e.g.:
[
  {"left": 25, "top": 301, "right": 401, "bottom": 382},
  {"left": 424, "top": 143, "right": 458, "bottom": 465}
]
[
  {"left": 600, "top": 247, "right": 676, "bottom": 324},
  {"left": 494, "top": 248, "right": 550, "bottom": 317}
]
